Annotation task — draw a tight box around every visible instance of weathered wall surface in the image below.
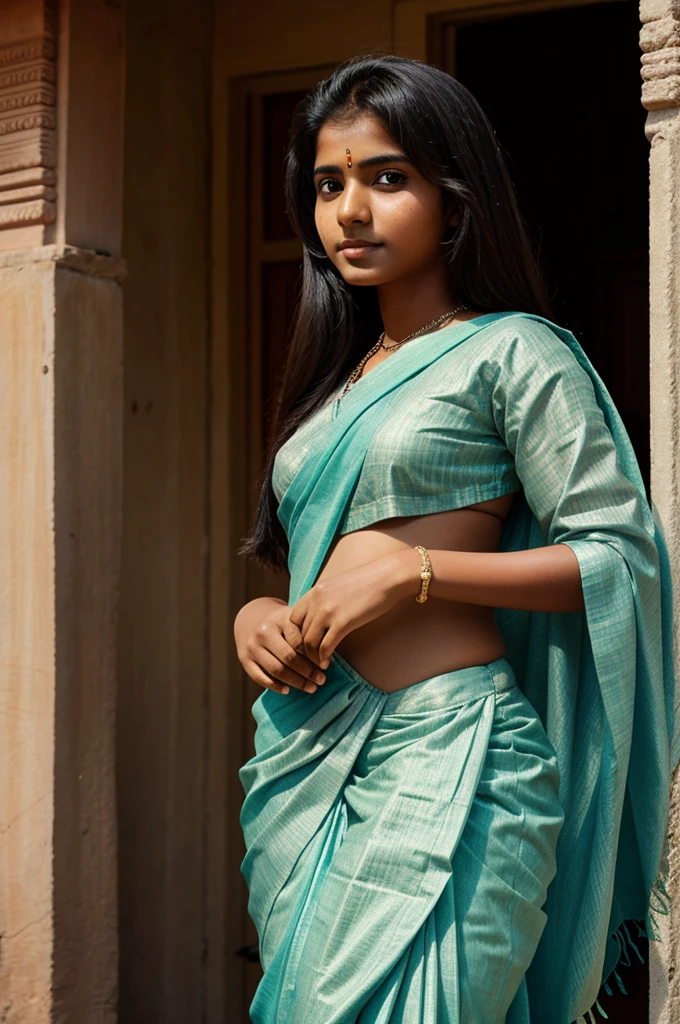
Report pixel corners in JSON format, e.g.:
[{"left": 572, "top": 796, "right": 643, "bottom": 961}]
[
  {"left": 641, "top": 0, "right": 680, "bottom": 1019},
  {"left": 0, "top": 0, "right": 125, "bottom": 1020},
  {"left": 218, "top": 0, "right": 392, "bottom": 75},
  {"left": 53, "top": 254, "right": 123, "bottom": 1024},
  {"left": 0, "top": 256, "right": 55, "bottom": 1024},
  {"left": 0, "top": 249, "right": 124, "bottom": 1024}
]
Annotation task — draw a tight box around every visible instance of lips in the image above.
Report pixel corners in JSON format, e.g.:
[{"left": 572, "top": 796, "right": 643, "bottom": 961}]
[{"left": 338, "top": 240, "right": 382, "bottom": 258}]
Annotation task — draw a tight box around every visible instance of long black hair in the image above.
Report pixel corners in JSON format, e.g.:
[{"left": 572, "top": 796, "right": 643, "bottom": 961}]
[{"left": 239, "top": 51, "right": 555, "bottom": 573}]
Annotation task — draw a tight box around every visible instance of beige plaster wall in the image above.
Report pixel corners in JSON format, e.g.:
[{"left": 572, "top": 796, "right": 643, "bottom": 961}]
[
  {"left": 0, "top": 1, "right": 126, "bottom": 1019},
  {"left": 0, "top": 250, "right": 122, "bottom": 1024},
  {"left": 217, "top": 0, "right": 393, "bottom": 75},
  {"left": 0, "top": 257, "right": 55, "bottom": 1024},
  {"left": 53, "top": 256, "right": 122, "bottom": 1024}
]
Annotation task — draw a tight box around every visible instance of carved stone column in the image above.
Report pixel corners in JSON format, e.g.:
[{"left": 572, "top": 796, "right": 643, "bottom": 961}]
[
  {"left": 0, "top": 0, "right": 56, "bottom": 249},
  {"left": 641, "top": 0, "right": 680, "bottom": 1020},
  {"left": 0, "top": 1, "right": 125, "bottom": 1021}
]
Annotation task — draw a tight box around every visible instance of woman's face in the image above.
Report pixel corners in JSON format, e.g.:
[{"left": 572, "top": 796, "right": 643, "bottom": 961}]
[{"left": 313, "top": 112, "right": 458, "bottom": 288}]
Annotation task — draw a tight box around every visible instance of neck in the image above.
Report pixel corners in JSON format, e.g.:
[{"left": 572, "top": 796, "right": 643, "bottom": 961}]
[{"left": 376, "top": 264, "right": 461, "bottom": 344}]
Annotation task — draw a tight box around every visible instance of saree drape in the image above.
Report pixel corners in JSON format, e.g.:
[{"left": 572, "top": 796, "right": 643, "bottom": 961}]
[{"left": 239, "top": 311, "right": 679, "bottom": 1023}]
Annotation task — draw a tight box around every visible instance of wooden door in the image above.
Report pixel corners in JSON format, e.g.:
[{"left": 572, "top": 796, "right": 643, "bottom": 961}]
[{"left": 225, "top": 65, "right": 335, "bottom": 1019}]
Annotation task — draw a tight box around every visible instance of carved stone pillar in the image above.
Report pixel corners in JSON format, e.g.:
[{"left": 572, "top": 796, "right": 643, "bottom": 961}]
[
  {"left": 640, "top": 0, "right": 680, "bottom": 1020},
  {"left": 0, "top": 1, "right": 125, "bottom": 1021},
  {"left": 0, "top": 0, "right": 56, "bottom": 249}
]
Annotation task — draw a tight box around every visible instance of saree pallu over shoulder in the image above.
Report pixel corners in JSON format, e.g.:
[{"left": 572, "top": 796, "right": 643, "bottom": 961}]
[{"left": 240, "top": 311, "right": 679, "bottom": 1023}]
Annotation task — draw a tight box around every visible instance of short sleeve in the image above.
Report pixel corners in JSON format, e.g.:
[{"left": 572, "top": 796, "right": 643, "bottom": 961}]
[{"left": 490, "top": 319, "right": 650, "bottom": 550}]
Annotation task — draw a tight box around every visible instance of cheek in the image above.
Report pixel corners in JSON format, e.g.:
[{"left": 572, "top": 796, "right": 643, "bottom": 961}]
[
  {"left": 314, "top": 201, "right": 331, "bottom": 239},
  {"left": 379, "top": 194, "right": 442, "bottom": 257},
  {"left": 384, "top": 188, "right": 438, "bottom": 228}
]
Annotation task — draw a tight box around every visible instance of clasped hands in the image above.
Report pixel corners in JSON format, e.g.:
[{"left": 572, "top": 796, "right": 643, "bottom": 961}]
[
  {"left": 234, "top": 550, "right": 420, "bottom": 696},
  {"left": 290, "top": 550, "right": 418, "bottom": 660}
]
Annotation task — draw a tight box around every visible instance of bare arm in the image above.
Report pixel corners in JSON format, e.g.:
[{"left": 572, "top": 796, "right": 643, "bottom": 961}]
[{"left": 387, "top": 542, "right": 585, "bottom": 613}]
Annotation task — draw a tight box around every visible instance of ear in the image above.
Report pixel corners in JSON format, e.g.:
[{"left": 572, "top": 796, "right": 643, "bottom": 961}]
[{"left": 443, "top": 195, "right": 462, "bottom": 230}]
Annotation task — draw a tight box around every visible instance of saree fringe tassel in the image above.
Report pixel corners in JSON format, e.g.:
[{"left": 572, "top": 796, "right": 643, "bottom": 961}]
[{"left": 572, "top": 846, "right": 673, "bottom": 1023}]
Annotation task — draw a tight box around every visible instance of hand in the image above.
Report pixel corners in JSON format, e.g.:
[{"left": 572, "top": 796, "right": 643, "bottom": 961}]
[
  {"left": 288, "top": 552, "right": 419, "bottom": 664},
  {"left": 234, "top": 596, "right": 329, "bottom": 696}
]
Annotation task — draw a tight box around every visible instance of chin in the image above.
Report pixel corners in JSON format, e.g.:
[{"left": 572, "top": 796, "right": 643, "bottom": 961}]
[
  {"left": 333, "top": 263, "right": 396, "bottom": 287},
  {"left": 340, "top": 272, "right": 389, "bottom": 287}
]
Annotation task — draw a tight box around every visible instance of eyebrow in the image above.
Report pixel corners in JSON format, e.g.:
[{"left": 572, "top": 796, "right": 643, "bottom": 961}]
[{"left": 312, "top": 152, "right": 411, "bottom": 176}]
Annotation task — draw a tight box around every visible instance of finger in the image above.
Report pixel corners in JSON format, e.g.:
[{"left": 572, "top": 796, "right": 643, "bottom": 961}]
[
  {"left": 318, "top": 629, "right": 342, "bottom": 663},
  {"left": 269, "top": 634, "right": 328, "bottom": 686},
  {"left": 257, "top": 647, "right": 325, "bottom": 693},
  {"left": 243, "top": 660, "right": 290, "bottom": 695},
  {"left": 306, "top": 644, "right": 331, "bottom": 670},
  {"left": 288, "top": 598, "right": 308, "bottom": 629},
  {"left": 292, "top": 631, "right": 331, "bottom": 670},
  {"left": 281, "top": 617, "right": 309, "bottom": 659},
  {"left": 248, "top": 623, "right": 322, "bottom": 687},
  {"left": 292, "top": 631, "right": 326, "bottom": 670},
  {"left": 301, "top": 614, "right": 331, "bottom": 655},
  {"left": 279, "top": 622, "right": 326, "bottom": 674}
]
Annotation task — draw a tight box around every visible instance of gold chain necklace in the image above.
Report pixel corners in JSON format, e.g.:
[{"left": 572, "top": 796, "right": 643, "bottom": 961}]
[{"left": 338, "top": 303, "right": 468, "bottom": 401}]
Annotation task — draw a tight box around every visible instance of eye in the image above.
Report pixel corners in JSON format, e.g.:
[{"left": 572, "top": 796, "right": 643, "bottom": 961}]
[
  {"left": 316, "top": 178, "right": 342, "bottom": 195},
  {"left": 315, "top": 169, "right": 408, "bottom": 196},
  {"left": 375, "top": 169, "right": 407, "bottom": 186}
]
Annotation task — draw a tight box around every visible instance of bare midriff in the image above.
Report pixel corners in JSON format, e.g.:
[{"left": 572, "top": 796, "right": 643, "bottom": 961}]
[
  {"left": 312, "top": 313, "right": 518, "bottom": 693},
  {"left": 314, "top": 493, "right": 519, "bottom": 692}
]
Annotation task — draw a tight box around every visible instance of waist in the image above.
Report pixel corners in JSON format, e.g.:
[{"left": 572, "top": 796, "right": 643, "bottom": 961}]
[
  {"left": 329, "top": 648, "right": 517, "bottom": 714},
  {"left": 334, "top": 602, "right": 506, "bottom": 691},
  {"left": 316, "top": 508, "right": 508, "bottom": 689}
]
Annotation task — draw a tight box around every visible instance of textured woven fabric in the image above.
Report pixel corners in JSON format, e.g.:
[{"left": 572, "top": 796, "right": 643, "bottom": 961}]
[
  {"left": 240, "top": 653, "right": 564, "bottom": 1023},
  {"left": 241, "top": 311, "right": 678, "bottom": 1022},
  {"left": 272, "top": 323, "right": 521, "bottom": 534}
]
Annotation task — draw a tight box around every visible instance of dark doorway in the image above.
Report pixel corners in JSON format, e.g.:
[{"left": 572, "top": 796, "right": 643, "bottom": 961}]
[
  {"left": 435, "top": 0, "right": 650, "bottom": 497},
  {"left": 432, "top": 6, "right": 651, "bottom": 1020}
]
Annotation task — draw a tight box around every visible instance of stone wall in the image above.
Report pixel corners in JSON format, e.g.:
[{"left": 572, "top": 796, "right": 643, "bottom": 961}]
[
  {"left": 0, "top": 1, "right": 125, "bottom": 1020},
  {"left": 641, "top": 0, "right": 680, "bottom": 1018}
]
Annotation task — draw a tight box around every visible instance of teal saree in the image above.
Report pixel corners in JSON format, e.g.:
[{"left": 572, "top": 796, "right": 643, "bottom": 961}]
[{"left": 239, "top": 311, "right": 678, "bottom": 1023}]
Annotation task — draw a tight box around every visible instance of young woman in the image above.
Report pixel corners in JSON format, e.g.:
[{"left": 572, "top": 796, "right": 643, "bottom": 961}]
[{"left": 234, "top": 53, "right": 678, "bottom": 1024}]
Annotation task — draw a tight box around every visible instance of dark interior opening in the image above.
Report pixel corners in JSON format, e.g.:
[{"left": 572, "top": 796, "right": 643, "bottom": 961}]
[{"left": 451, "top": 0, "right": 651, "bottom": 497}]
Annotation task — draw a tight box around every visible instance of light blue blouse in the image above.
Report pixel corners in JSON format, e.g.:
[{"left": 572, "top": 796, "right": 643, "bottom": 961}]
[{"left": 272, "top": 321, "right": 526, "bottom": 534}]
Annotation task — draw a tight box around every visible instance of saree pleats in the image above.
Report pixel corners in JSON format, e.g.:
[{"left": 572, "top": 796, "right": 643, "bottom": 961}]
[{"left": 240, "top": 653, "right": 564, "bottom": 1023}]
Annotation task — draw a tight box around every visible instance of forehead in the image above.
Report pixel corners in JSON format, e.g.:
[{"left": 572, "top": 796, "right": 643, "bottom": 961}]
[{"left": 314, "top": 113, "right": 401, "bottom": 157}]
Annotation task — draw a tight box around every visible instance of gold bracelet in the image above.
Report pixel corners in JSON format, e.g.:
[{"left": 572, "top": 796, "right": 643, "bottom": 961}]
[{"left": 414, "top": 545, "right": 432, "bottom": 603}]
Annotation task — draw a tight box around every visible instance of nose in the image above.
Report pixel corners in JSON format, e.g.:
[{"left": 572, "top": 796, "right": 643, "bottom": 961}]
[{"left": 336, "top": 179, "right": 371, "bottom": 226}]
